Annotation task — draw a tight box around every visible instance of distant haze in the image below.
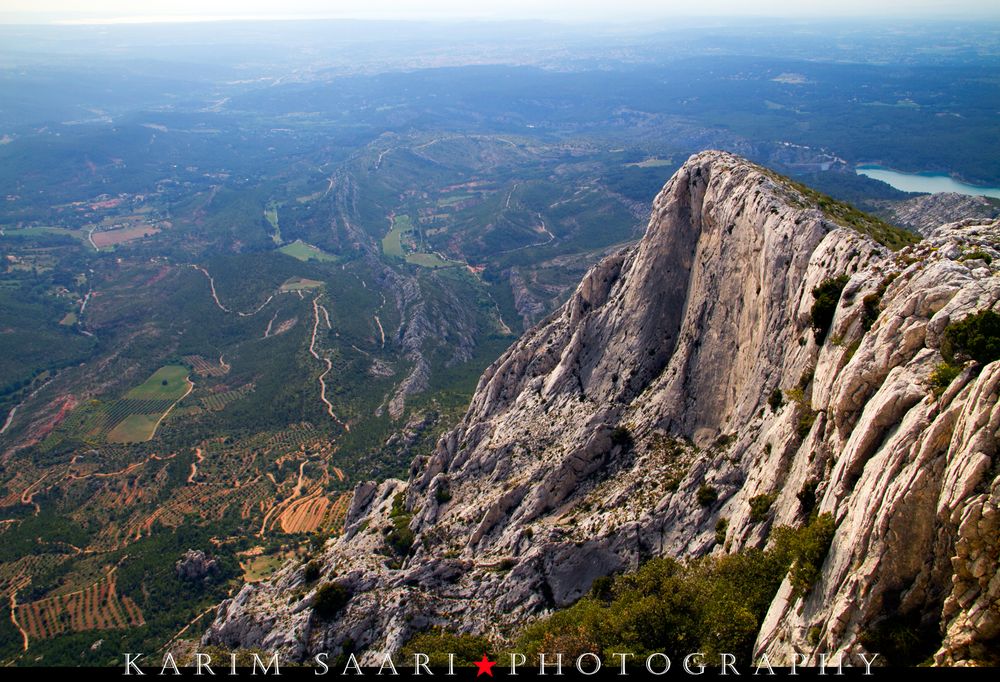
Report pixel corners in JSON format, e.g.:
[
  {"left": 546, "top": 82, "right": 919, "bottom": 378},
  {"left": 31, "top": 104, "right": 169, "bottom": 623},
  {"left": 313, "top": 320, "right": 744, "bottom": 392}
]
[{"left": 2, "top": 0, "right": 999, "bottom": 24}]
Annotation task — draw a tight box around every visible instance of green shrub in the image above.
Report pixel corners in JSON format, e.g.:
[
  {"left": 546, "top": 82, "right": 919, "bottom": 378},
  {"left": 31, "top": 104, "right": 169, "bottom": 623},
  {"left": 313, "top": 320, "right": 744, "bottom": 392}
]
[
  {"left": 511, "top": 511, "right": 842, "bottom": 664},
  {"left": 516, "top": 544, "right": 796, "bottom": 661},
  {"left": 771, "top": 513, "right": 836, "bottom": 600},
  {"left": 610, "top": 426, "right": 634, "bottom": 450},
  {"left": 858, "top": 610, "right": 944, "bottom": 667},
  {"left": 385, "top": 492, "right": 415, "bottom": 557},
  {"left": 435, "top": 482, "right": 452, "bottom": 505},
  {"left": 587, "top": 575, "right": 614, "bottom": 603},
  {"left": 796, "top": 408, "right": 818, "bottom": 440},
  {"left": 313, "top": 582, "right": 350, "bottom": 619},
  {"left": 797, "top": 479, "right": 820, "bottom": 519},
  {"left": 749, "top": 493, "right": 778, "bottom": 523},
  {"left": 767, "top": 388, "right": 784, "bottom": 412},
  {"left": 303, "top": 560, "right": 322, "bottom": 583},
  {"left": 714, "top": 518, "right": 729, "bottom": 545},
  {"left": 697, "top": 484, "right": 719, "bottom": 507},
  {"left": 940, "top": 309, "right": 1000, "bottom": 366},
  {"left": 399, "top": 630, "right": 495, "bottom": 667},
  {"left": 929, "top": 362, "right": 961, "bottom": 397},
  {"left": 810, "top": 275, "right": 850, "bottom": 344},
  {"left": 861, "top": 293, "right": 881, "bottom": 331},
  {"left": 959, "top": 249, "right": 993, "bottom": 265}
]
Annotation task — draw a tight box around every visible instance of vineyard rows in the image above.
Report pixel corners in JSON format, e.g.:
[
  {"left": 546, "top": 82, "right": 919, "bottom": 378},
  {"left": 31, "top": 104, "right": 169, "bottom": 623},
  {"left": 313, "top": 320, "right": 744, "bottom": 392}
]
[{"left": 15, "top": 572, "right": 144, "bottom": 640}]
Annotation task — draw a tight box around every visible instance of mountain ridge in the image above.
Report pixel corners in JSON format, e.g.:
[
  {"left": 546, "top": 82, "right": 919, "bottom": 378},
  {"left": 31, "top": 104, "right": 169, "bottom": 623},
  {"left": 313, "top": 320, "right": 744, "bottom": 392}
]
[{"left": 205, "top": 151, "right": 1000, "bottom": 666}]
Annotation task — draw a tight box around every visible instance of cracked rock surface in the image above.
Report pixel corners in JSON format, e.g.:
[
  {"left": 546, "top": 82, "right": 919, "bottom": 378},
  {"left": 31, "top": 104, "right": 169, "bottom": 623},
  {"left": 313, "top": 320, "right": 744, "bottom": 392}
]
[{"left": 205, "top": 152, "right": 1000, "bottom": 666}]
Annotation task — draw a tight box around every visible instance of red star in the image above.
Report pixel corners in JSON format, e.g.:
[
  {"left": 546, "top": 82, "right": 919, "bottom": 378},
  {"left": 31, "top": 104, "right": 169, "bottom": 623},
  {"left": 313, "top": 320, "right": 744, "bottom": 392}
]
[{"left": 474, "top": 654, "right": 496, "bottom": 677}]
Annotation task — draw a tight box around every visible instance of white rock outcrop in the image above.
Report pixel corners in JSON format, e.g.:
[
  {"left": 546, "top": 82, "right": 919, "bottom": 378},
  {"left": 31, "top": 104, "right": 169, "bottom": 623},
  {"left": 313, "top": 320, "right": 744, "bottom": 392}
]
[{"left": 205, "top": 152, "right": 1000, "bottom": 666}]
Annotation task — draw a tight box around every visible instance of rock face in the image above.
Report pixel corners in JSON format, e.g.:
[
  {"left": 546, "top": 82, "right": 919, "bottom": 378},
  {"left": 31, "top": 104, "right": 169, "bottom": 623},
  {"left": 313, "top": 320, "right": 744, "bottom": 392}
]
[
  {"left": 204, "top": 152, "right": 1000, "bottom": 666},
  {"left": 176, "top": 550, "right": 220, "bottom": 582},
  {"left": 874, "top": 192, "right": 1000, "bottom": 236}
]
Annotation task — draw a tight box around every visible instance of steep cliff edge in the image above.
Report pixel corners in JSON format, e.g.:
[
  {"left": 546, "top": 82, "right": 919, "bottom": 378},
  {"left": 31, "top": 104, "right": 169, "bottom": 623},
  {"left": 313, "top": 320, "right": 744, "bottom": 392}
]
[{"left": 205, "top": 152, "right": 1000, "bottom": 666}]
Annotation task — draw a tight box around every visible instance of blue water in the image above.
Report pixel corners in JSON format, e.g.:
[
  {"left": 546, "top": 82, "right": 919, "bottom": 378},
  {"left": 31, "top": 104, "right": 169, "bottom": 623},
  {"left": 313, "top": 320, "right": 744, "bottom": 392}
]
[{"left": 855, "top": 165, "right": 1000, "bottom": 200}]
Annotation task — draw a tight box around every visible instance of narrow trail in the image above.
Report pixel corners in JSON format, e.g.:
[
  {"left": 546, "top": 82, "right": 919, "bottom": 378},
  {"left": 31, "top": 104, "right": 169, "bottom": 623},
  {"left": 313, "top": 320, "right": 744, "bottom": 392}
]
[
  {"left": 68, "top": 453, "right": 177, "bottom": 481},
  {"left": 190, "top": 265, "right": 275, "bottom": 317},
  {"left": 494, "top": 214, "right": 556, "bottom": 255},
  {"left": 237, "top": 295, "right": 274, "bottom": 317},
  {"left": 20, "top": 474, "right": 49, "bottom": 512},
  {"left": 374, "top": 315, "right": 386, "bottom": 348},
  {"left": 263, "top": 310, "right": 278, "bottom": 338},
  {"left": 492, "top": 300, "right": 514, "bottom": 336},
  {"left": 310, "top": 297, "right": 348, "bottom": 431},
  {"left": 0, "top": 404, "right": 19, "bottom": 436},
  {"left": 147, "top": 379, "right": 194, "bottom": 440},
  {"left": 504, "top": 182, "right": 519, "bottom": 209},
  {"left": 79, "top": 289, "right": 93, "bottom": 315},
  {"left": 86, "top": 226, "right": 99, "bottom": 251},
  {"left": 294, "top": 460, "right": 308, "bottom": 497},
  {"left": 321, "top": 174, "right": 336, "bottom": 198},
  {"left": 1, "top": 376, "right": 54, "bottom": 437},
  {"left": 187, "top": 448, "right": 204, "bottom": 485},
  {"left": 158, "top": 601, "right": 223, "bottom": 653},
  {"left": 9, "top": 578, "right": 30, "bottom": 652},
  {"left": 190, "top": 265, "right": 231, "bottom": 312}
]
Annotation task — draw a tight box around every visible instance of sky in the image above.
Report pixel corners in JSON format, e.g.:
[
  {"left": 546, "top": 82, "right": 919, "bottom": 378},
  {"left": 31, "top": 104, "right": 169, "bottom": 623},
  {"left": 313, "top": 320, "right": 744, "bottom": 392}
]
[{"left": 1, "top": 0, "right": 999, "bottom": 24}]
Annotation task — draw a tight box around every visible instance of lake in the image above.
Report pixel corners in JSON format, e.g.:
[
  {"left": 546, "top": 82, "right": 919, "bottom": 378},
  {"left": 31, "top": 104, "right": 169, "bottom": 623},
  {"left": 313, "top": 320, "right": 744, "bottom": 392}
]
[{"left": 855, "top": 165, "right": 1000, "bottom": 200}]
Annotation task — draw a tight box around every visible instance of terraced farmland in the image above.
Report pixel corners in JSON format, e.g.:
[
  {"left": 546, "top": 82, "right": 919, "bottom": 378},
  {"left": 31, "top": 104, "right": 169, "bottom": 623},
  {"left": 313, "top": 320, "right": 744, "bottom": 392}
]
[
  {"left": 183, "top": 355, "right": 229, "bottom": 378},
  {"left": 199, "top": 384, "right": 254, "bottom": 412},
  {"left": 14, "top": 571, "right": 144, "bottom": 641},
  {"left": 40, "top": 366, "right": 193, "bottom": 445}
]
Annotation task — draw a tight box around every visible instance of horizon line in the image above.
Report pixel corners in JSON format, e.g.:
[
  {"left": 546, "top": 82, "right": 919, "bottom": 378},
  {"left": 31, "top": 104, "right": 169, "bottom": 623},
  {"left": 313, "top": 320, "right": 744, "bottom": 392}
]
[{"left": 1, "top": 12, "right": 999, "bottom": 27}]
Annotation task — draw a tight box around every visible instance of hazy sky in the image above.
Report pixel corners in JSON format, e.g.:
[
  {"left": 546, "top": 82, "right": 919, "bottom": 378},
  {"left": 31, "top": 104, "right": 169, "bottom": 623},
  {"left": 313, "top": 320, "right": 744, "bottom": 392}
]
[{"left": 2, "top": 0, "right": 999, "bottom": 24}]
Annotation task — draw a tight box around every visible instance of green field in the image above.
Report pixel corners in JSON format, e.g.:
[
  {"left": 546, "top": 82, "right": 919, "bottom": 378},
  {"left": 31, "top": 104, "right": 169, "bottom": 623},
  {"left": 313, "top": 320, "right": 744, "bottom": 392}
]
[
  {"left": 277, "top": 239, "right": 337, "bottom": 262},
  {"left": 381, "top": 214, "right": 412, "bottom": 258},
  {"left": 626, "top": 157, "right": 674, "bottom": 168},
  {"left": 382, "top": 215, "right": 460, "bottom": 269},
  {"left": 106, "top": 413, "right": 165, "bottom": 443},
  {"left": 279, "top": 276, "right": 324, "bottom": 292},
  {"left": 91, "top": 366, "right": 193, "bottom": 442},
  {"left": 264, "top": 201, "right": 282, "bottom": 245},
  {"left": 437, "top": 194, "right": 475, "bottom": 207},
  {"left": 405, "top": 252, "right": 460, "bottom": 269},
  {"left": 125, "top": 365, "right": 191, "bottom": 401},
  {"left": 2, "top": 225, "right": 83, "bottom": 238}
]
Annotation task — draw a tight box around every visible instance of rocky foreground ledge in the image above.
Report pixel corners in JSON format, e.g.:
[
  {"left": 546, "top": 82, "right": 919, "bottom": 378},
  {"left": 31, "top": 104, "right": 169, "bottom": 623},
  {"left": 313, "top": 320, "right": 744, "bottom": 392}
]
[{"left": 205, "top": 151, "right": 1000, "bottom": 667}]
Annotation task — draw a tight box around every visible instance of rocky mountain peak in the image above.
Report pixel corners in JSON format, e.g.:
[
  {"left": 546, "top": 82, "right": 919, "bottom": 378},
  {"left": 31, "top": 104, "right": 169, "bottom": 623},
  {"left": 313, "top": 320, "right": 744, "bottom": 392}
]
[{"left": 205, "top": 152, "right": 1000, "bottom": 667}]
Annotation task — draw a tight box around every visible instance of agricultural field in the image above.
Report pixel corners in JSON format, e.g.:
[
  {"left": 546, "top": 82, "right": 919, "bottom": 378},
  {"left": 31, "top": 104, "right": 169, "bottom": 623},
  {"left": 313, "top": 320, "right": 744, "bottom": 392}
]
[
  {"left": 182, "top": 355, "right": 229, "bottom": 378},
  {"left": 381, "top": 214, "right": 463, "bottom": 269},
  {"left": 277, "top": 240, "right": 337, "bottom": 262},
  {"left": 265, "top": 201, "right": 281, "bottom": 245},
  {"left": 278, "top": 276, "right": 323, "bottom": 292},
  {"left": 13, "top": 571, "right": 144, "bottom": 643},
  {"left": 626, "top": 157, "right": 675, "bottom": 168},
  {"left": 198, "top": 384, "right": 254, "bottom": 412},
  {"left": 125, "top": 366, "right": 191, "bottom": 401},
  {"left": 90, "top": 225, "right": 160, "bottom": 249},
  {"left": 404, "top": 252, "right": 461, "bottom": 269},
  {"left": 380, "top": 214, "right": 412, "bottom": 258},
  {"left": 38, "top": 366, "right": 194, "bottom": 444}
]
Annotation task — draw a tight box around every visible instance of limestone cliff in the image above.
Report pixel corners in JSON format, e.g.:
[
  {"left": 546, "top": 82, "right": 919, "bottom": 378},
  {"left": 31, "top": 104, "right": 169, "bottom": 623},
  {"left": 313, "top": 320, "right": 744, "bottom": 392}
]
[{"left": 204, "top": 152, "right": 1000, "bottom": 666}]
